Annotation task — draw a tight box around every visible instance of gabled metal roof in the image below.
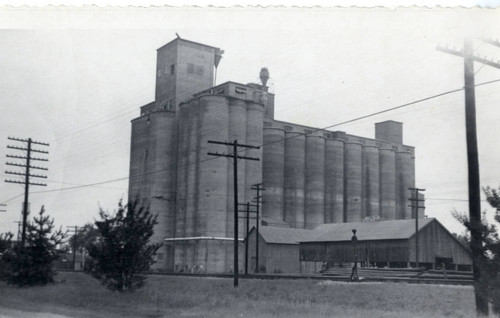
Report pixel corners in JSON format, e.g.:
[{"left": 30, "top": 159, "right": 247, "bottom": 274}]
[
  {"left": 300, "top": 218, "right": 435, "bottom": 243},
  {"left": 252, "top": 226, "right": 314, "bottom": 245}
]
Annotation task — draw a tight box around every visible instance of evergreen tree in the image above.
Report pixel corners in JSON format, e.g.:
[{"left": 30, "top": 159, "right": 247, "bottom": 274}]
[
  {"left": 86, "top": 200, "right": 161, "bottom": 292},
  {"left": 452, "top": 186, "right": 500, "bottom": 314},
  {"left": 0, "top": 232, "right": 14, "bottom": 278},
  {"left": 6, "top": 206, "right": 66, "bottom": 286}
]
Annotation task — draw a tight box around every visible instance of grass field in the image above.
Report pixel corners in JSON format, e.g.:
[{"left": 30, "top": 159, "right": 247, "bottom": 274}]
[{"left": 0, "top": 271, "right": 476, "bottom": 318}]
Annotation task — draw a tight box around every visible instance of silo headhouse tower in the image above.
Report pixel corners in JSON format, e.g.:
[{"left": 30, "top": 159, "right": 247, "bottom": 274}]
[{"left": 129, "top": 37, "right": 418, "bottom": 273}]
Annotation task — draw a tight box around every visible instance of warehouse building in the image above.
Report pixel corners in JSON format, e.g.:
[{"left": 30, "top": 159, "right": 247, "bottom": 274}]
[
  {"left": 246, "top": 226, "right": 312, "bottom": 274},
  {"left": 245, "top": 218, "right": 472, "bottom": 274},
  {"left": 129, "top": 36, "right": 420, "bottom": 272},
  {"left": 299, "top": 218, "right": 472, "bottom": 272}
]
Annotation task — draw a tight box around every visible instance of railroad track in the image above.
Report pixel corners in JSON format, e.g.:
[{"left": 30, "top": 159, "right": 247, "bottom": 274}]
[
  {"left": 320, "top": 267, "right": 473, "bottom": 284},
  {"left": 58, "top": 269, "right": 473, "bottom": 285}
]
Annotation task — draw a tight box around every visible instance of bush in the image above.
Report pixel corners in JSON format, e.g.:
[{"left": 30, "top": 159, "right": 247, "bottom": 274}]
[
  {"left": 5, "top": 206, "right": 66, "bottom": 287},
  {"left": 86, "top": 200, "right": 161, "bottom": 292},
  {"left": 0, "top": 233, "right": 14, "bottom": 279}
]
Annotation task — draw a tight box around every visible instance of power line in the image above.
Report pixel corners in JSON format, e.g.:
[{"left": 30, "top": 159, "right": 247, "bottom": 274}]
[
  {"left": 207, "top": 139, "right": 260, "bottom": 288},
  {"left": 3, "top": 78, "right": 500, "bottom": 201},
  {"left": 437, "top": 37, "right": 500, "bottom": 316},
  {"left": 4, "top": 137, "right": 49, "bottom": 247}
]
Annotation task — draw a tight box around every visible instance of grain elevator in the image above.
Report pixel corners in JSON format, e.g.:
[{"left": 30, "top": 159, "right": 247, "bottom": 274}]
[{"left": 129, "top": 37, "right": 417, "bottom": 273}]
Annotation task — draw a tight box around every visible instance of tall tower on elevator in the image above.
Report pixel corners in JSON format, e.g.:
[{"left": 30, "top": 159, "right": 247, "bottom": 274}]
[{"left": 129, "top": 37, "right": 224, "bottom": 270}]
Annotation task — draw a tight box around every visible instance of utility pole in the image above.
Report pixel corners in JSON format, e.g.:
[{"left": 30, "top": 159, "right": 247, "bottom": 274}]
[
  {"left": 238, "top": 202, "right": 258, "bottom": 275},
  {"left": 67, "top": 226, "right": 79, "bottom": 270},
  {"left": 437, "top": 37, "right": 500, "bottom": 316},
  {"left": 13, "top": 221, "right": 21, "bottom": 242},
  {"left": 5, "top": 137, "right": 49, "bottom": 247},
  {"left": 251, "top": 183, "right": 265, "bottom": 274},
  {"left": 408, "top": 187, "right": 425, "bottom": 268},
  {"left": 208, "top": 140, "right": 260, "bottom": 287}
]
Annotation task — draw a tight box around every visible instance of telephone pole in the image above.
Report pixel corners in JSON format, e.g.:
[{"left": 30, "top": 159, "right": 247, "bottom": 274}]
[
  {"left": 208, "top": 140, "right": 260, "bottom": 287},
  {"left": 5, "top": 137, "right": 49, "bottom": 247},
  {"left": 408, "top": 187, "right": 425, "bottom": 268},
  {"left": 67, "top": 226, "right": 79, "bottom": 270},
  {"left": 251, "top": 183, "right": 265, "bottom": 274},
  {"left": 238, "top": 202, "right": 258, "bottom": 274},
  {"left": 13, "top": 221, "right": 21, "bottom": 242},
  {"left": 437, "top": 37, "right": 500, "bottom": 316}
]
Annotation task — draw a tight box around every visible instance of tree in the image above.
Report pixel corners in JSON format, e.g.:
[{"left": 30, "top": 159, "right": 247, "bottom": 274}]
[
  {"left": 5, "top": 206, "right": 66, "bottom": 286},
  {"left": 452, "top": 186, "right": 500, "bottom": 314},
  {"left": 86, "top": 200, "right": 161, "bottom": 292},
  {"left": 0, "top": 232, "right": 14, "bottom": 278},
  {"left": 69, "top": 223, "right": 99, "bottom": 254}
]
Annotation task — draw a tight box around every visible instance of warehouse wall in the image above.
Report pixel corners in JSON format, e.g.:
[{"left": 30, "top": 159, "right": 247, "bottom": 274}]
[{"left": 409, "top": 221, "right": 472, "bottom": 265}]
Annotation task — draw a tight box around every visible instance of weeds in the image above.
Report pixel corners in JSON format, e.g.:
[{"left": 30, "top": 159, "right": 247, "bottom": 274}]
[{"left": 0, "top": 272, "right": 475, "bottom": 318}]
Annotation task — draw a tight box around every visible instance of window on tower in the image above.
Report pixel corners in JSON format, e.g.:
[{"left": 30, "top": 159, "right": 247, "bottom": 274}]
[
  {"left": 170, "top": 64, "right": 175, "bottom": 75},
  {"left": 195, "top": 65, "right": 204, "bottom": 76},
  {"left": 187, "top": 63, "right": 195, "bottom": 74}
]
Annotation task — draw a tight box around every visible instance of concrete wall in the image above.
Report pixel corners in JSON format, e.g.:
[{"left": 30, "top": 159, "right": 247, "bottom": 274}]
[
  {"left": 325, "top": 139, "right": 344, "bottom": 223},
  {"left": 379, "top": 147, "right": 397, "bottom": 220},
  {"left": 172, "top": 94, "right": 264, "bottom": 272},
  {"left": 305, "top": 135, "right": 326, "bottom": 229},
  {"left": 375, "top": 120, "right": 403, "bottom": 145},
  {"left": 129, "top": 110, "right": 177, "bottom": 270},
  {"left": 155, "top": 39, "right": 218, "bottom": 111},
  {"left": 344, "top": 142, "right": 363, "bottom": 222},
  {"left": 262, "top": 127, "right": 285, "bottom": 221},
  {"left": 176, "top": 41, "right": 216, "bottom": 109},
  {"left": 284, "top": 132, "right": 306, "bottom": 228}
]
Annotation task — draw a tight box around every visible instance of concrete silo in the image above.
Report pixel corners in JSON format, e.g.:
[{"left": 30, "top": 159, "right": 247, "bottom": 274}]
[
  {"left": 344, "top": 142, "right": 363, "bottom": 222},
  {"left": 196, "top": 95, "right": 230, "bottom": 272},
  {"left": 226, "top": 99, "right": 248, "bottom": 240},
  {"left": 304, "top": 135, "right": 326, "bottom": 229},
  {"left": 362, "top": 145, "right": 380, "bottom": 219},
  {"left": 396, "top": 150, "right": 413, "bottom": 219},
  {"left": 129, "top": 109, "right": 177, "bottom": 271},
  {"left": 284, "top": 131, "right": 306, "bottom": 228},
  {"left": 245, "top": 101, "right": 264, "bottom": 204},
  {"left": 379, "top": 146, "right": 397, "bottom": 220},
  {"left": 325, "top": 138, "right": 345, "bottom": 223},
  {"left": 262, "top": 127, "right": 286, "bottom": 221}
]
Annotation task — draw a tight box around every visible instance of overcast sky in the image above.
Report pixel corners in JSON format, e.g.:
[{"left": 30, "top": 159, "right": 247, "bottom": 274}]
[{"left": 0, "top": 7, "right": 499, "bottom": 237}]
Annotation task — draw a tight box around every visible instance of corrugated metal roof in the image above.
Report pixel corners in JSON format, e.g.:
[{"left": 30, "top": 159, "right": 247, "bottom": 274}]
[
  {"left": 257, "top": 226, "right": 314, "bottom": 244},
  {"left": 300, "top": 218, "right": 435, "bottom": 242}
]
